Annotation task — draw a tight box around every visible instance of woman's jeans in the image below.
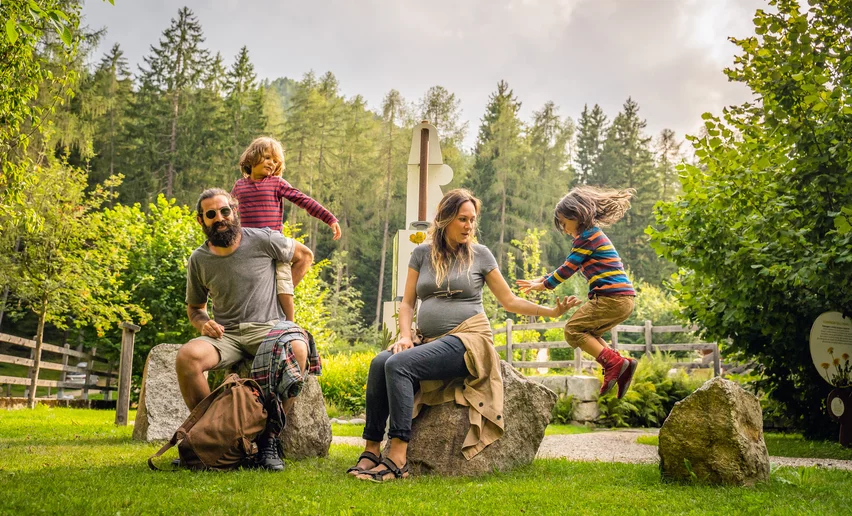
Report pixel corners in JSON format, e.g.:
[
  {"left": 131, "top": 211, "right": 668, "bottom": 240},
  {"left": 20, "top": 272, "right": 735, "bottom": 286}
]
[{"left": 362, "top": 335, "right": 468, "bottom": 442}]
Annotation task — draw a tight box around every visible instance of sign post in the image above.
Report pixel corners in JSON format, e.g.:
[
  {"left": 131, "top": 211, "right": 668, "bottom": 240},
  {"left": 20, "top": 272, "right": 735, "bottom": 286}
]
[
  {"left": 809, "top": 311, "right": 852, "bottom": 447},
  {"left": 381, "top": 121, "right": 453, "bottom": 336}
]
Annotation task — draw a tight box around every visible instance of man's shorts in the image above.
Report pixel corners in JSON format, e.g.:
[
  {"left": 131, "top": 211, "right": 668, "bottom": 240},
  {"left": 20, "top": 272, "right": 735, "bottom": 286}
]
[
  {"left": 275, "top": 261, "right": 294, "bottom": 296},
  {"left": 195, "top": 320, "right": 280, "bottom": 370},
  {"left": 563, "top": 295, "right": 635, "bottom": 349}
]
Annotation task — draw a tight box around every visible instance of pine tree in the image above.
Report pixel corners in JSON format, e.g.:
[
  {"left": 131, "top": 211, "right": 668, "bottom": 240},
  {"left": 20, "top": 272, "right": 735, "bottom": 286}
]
[
  {"left": 88, "top": 43, "right": 134, "bottom": 191},
  {"left": 467, "top": 80, "right": 525, "bottom": 269},
  {"left": 134, "top": 7, "right": 210, "bottom": 201},
  {"left": 372, "top": 89, "right": 409, "bottom": 327},
  {"left": 597, "top": 98, "right": 668, "bottom": 284},
  {"left": 656, "top": 128, "right": 682, "bottom": 201},
  {"left": 574, "top": 104, "right": 608, "bottom": 185},
  {"left": 225, "top": 46, "right": 266, "bottom": 159},
  {"left": 418, "top": 85, "right": 469, "bottom": 185},
  {"left": 526, "top": 101, "right": 575, "bottom": 264}
]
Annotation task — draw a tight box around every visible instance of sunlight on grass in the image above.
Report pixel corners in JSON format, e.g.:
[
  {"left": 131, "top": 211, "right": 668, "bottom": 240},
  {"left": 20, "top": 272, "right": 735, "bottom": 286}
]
[
  {"left": 2, "top": 408, "right": 851, "bottom": 514},
  {"left": 331, "top": 423, "right": 364, "bottom": 437},
  {"left": 545, "top": 424, "right": 593, "bottom": 436}
]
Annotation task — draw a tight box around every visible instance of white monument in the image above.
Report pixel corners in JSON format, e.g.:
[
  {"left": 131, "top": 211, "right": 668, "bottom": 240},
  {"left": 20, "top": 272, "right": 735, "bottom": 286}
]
[{"left": 381, "top": 122, "right": 453, "bottom": 336}]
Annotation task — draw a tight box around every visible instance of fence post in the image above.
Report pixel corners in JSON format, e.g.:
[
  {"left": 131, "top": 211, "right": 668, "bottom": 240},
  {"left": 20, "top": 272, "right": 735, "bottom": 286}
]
[
  {"left": 83, "top": 348, "right": 96, "bottom": 401},
  {"left": 505, "top": 319, "right": 513, "bottom": 367},
  {"left": 712, "top": 343, "right": 721, "bottom": 377},
  {"left": 58, "top": 344, "right": 70, "bottom": 399},
  {"left": 115, "top": 322, "right": 140, "bottom": 426},
  {"left": 611, "top": 327, "right": 619, "bottom": 351},
  {"left": 644, "top": 320, "right": 653, "bottom": 356},
  {"left": 104, "top": 362, "right": 113, "bottom": 401},
  {"left": 24, "top": 348, "right": 35, "bottom": 399}
]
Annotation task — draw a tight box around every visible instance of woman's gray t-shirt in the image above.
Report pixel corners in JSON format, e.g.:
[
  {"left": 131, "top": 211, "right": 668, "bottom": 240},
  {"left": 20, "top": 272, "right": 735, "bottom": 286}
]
[{"left": 408, "top": 244, "right": 499, "bottom": 338}]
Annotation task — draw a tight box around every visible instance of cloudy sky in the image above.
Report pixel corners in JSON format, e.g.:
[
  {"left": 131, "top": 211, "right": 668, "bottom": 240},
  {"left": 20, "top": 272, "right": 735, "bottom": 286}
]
[{"left": 81, "top": 0, "right": 766, "bottom": 150}]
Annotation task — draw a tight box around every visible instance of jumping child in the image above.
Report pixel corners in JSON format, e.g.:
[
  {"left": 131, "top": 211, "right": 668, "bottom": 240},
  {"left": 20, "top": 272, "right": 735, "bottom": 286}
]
[
  {"left": 232, "top": 137, "right": 341, "bottom": 323},
  {"left": 517, "top": 186, "right": 637, "bottom": 398}
]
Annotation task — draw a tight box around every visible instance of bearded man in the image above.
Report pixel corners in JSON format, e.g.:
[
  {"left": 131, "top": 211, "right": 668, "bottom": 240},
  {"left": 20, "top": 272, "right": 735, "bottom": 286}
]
[{"left": 176, "top": 188, "right": 314, "bottom": 471}]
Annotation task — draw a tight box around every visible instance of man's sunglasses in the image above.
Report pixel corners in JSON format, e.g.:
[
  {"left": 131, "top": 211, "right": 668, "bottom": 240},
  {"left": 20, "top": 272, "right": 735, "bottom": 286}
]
[{"left": 203, "top": 206, "right": 234, "bottom": 219}]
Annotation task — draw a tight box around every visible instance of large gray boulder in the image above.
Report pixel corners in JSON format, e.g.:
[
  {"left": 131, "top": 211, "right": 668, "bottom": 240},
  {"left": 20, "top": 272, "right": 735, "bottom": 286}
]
[
  {"left": 659, "top": 377, "right": 769, "bottom": 485},
  {"left": 404, "top": 361, "right": 556, "bottom": 476},
  {"left": 133, "top": 344, "right": 189, "bottom": 441},
  {"left": 279, "top": 375, "right": 332, "bottom": 459}
]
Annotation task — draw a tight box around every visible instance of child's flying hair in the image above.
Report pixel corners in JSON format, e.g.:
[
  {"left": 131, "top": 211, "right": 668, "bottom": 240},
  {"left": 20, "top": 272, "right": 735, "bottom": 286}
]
[
  {"left": 238, "top": 137, "right": 286, "bottom": 178},
  {"left": 553, "top": 186, "right": 636, "bottom": 234}
]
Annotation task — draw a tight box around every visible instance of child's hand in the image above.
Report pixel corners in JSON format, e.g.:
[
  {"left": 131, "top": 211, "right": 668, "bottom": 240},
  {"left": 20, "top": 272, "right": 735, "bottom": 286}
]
[
  {"left": 330, "top": 222, "right": 342, "bottom": 241},
  {"left": 516, "top": 277, "right": 546, "bottom": 293}
]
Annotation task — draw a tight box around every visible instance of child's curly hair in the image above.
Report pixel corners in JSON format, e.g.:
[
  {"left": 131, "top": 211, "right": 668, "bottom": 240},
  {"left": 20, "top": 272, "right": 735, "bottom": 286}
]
[
  {"left": 239, "top": 137, "right": 285, "bottom": 178},
  {"left": 554, "top": 185, "right": 635, "bottom": 234}
]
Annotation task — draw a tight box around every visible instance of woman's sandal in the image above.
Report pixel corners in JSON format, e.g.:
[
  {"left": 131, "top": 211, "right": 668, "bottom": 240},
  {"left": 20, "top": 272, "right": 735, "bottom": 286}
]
[
  {"left": 364, "top": 457, "right": 409, "bottom": 483},
  {"left": 346, "top": 451, "right": 381, "bottom": 476}
]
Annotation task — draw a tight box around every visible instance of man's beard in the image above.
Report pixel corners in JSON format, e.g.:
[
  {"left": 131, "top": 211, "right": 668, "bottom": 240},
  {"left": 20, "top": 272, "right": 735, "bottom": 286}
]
[{"left": 204, "top": 218, "right": 240, "bottom": 247}]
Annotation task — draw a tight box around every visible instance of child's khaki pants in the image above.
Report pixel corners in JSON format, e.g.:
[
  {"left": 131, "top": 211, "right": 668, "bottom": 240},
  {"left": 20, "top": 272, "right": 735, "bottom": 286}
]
[{"left": 563, "top": 295, "right": 635, "bottom": 348}]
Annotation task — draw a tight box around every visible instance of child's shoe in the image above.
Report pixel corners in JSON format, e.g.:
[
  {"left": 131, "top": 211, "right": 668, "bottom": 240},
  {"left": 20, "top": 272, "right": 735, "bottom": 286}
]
[
  {"left": 616, "top": 357, "right": 638, "bottom": 399},
  {"left": 596, "top": 347, "right": 636, "bottom": 399}
]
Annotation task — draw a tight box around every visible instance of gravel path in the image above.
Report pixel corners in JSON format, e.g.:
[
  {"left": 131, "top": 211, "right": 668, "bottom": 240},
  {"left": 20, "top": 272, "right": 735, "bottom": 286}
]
[{"left": 332, "top": 429, "right": 852, "bottom": 471}]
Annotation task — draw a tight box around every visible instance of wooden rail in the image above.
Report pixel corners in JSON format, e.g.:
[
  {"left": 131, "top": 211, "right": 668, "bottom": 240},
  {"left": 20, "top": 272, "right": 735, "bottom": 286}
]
[
  {"left": 0, "top": 330, "right": 124, "bottom": 400},
  {"left": 494, "top": 320, "right": 721, "bottom": 377}
]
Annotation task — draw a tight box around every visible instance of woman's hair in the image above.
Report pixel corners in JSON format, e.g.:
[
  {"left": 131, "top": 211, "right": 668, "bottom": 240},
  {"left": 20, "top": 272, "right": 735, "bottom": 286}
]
[
  {"left": 427, "top": 188, "right": 481, "bottom": 287},
  {"left": 553, "top": 185, "right": 635, "bottom": 234},
  {"left": 239, "top": 137, "right": 286, "bottom": 178}
]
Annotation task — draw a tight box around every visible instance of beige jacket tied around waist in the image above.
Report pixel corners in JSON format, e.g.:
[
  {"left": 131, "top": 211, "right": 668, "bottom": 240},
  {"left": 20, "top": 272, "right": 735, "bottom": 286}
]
[{"left": 412, "top": 312, "right": 504, "bottom": 460}]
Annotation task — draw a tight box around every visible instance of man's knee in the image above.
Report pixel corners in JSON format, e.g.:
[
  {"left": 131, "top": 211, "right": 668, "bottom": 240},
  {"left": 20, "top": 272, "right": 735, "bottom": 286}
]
[
  {"left": 292, "top": 241, "right": 313, "bottom": 266},
  {"left": 176, "top": 340, "right": 219, "bottom": 376},
  {"left": 290, "top": 339, "right": 308, "bottom": 370}
]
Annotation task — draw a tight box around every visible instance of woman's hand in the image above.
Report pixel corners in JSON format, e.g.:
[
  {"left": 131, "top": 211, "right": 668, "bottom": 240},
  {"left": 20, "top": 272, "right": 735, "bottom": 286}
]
[
  {"left": 546, "top": 295, "right": 581, "bottom": 317},
  {"left": 389, "top": 337, "right": 414, "bottom": 354},
  {"left": 516, "top": 277, "right": 546, "bottom": 293}
]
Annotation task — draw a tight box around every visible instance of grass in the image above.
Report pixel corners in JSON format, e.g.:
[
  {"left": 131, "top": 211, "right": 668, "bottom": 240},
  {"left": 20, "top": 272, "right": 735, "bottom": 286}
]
[
  {"left": 331, "top": 423, "right": 365, "bottom": 437},
  {"left": 635, "top": 434, "right": 852, "bottom": 460},
  {"left": 545, "top": 424, "right": 593, "bottom": 436},
  {"left": 2, "top": 408, "right": 852, "bottom": 515}
]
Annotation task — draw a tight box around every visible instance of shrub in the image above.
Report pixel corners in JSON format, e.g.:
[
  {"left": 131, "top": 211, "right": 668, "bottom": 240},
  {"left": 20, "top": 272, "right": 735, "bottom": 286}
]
[
  {"left": 551, "top": 393, "right": 576, "bottom": 425},
  {"left": 318, "top": 352, "right": 372, "bottom": 416},
  {"left": 597, "top": 353, "right": 704, "bottom": 428}
]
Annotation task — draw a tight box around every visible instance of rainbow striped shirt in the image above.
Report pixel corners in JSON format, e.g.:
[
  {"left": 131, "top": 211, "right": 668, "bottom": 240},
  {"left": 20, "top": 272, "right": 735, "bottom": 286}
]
[
  {"left": 544, "top": 227, "right": 635, "bottom": 298},
  {"left": 231, "top": 176, "right": 338, "bottom": 232}
]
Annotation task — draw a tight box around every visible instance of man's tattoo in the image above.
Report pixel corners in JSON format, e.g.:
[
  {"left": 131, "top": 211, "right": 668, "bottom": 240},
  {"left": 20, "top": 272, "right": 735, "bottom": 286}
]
[{"left": 190, "top": 309, "right": 210, "bottom": 327}]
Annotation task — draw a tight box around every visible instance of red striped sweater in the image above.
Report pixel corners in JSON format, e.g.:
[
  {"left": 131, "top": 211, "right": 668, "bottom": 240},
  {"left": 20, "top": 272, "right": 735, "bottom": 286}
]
[{"left": 231, "top": 176, "right": 338, "bottom": 232}]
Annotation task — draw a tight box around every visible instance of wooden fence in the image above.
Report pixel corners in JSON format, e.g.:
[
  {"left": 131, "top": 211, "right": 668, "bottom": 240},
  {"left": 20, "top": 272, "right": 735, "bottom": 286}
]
[
  {"left": 493, "top": 319, "right": 721, "bottom": 377},
  {"left": 0, "top": 322, "right": 139, "bottom": 425}
]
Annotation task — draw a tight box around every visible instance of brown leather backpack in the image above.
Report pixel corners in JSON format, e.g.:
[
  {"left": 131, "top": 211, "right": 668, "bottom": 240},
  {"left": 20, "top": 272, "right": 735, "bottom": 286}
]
[{"left": 148, "top": 374, "right": 267, "bottom": 471}]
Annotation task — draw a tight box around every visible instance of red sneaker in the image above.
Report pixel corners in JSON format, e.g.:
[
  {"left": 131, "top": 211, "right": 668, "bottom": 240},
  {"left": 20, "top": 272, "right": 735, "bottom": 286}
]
[
  {"left": 616, "top": 358, "right": 638, "bottom": 399},
  {"left": 596, "top": 348, "right": 626, "bottom": 397}
]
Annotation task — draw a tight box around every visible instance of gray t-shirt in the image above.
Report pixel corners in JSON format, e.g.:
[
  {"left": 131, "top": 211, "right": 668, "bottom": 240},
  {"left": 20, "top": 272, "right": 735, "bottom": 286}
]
[
  {"left": 408, "top": 244, "right": 499, "bottom": 338},
  {"left": 186, "top": 227, "right": 294, "bottom": 328}
]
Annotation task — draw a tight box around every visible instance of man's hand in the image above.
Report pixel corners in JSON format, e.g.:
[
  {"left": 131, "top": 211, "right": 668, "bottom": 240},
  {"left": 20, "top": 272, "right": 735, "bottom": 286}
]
[
  {"left": 201, "top": 320, "right": 225, "bottom": 338},
  {"left": 389, "top": 337, "right": 413, "bottom": 354},
  {"left": 517, "top": 277, "right": 547, "bottom": 293},
  {"left": 330, "top": 222, "right": 342, "bottom": 241}
]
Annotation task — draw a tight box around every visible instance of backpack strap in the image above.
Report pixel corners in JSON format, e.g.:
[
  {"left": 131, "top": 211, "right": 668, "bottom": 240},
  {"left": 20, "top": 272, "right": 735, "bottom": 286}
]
[{"left": 147, "top": 374, "right": 242, "bottom": 471}]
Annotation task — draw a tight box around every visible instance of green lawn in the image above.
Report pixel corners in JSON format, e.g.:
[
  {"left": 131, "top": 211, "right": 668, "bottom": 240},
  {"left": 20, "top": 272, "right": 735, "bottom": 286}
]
[
  {"left": 2, "top": 408, "right": 852, "bottom": 515},
  {"left": 635, "top": 434, "right": 852, "bottom": 460}
]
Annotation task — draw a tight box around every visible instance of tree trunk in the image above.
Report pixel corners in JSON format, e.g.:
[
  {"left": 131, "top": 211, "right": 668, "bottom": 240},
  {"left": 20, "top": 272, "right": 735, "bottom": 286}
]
[
  {"left": 166, "top": 93, "right": 179, "bottom": 198},
  {"left": 374, "top": 118, "right": 395, "bottom": 328},
  {"left": 27, "top": 294, "right": 48, "bottom": 409},
  {"left": 498, "top": 186, "right": 507, "bottom": 271}
]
